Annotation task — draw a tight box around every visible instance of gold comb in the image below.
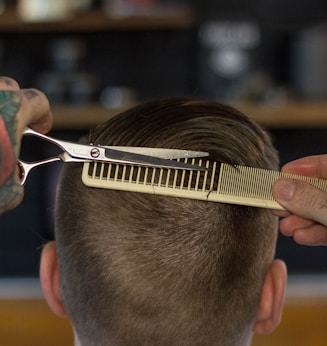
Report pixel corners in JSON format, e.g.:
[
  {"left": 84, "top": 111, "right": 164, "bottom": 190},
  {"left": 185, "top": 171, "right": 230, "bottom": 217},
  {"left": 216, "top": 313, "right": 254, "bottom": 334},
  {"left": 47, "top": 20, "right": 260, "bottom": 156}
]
[{"left": 81, "top": 160, "right": 327, "bottom": 210}]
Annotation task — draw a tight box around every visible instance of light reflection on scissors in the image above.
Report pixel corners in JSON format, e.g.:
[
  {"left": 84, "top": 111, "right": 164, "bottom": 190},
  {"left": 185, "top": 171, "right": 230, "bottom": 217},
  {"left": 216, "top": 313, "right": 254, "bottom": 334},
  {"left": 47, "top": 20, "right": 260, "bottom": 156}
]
[{"left": 18, "top": 128, "right": 209, "bottom": 185}]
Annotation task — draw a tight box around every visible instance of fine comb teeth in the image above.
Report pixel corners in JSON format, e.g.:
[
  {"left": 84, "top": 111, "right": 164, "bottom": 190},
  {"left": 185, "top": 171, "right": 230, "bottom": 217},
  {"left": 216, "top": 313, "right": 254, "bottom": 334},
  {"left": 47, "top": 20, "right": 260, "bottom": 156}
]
[{"left": 81, "top": 160, "right": 327, "bottom": 210}]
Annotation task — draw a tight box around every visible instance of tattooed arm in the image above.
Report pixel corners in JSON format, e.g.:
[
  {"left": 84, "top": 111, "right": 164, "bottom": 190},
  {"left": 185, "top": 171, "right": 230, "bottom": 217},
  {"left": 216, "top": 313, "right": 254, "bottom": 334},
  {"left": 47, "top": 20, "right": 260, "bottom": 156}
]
[{"left": 0, "top": 77, "right": 52, "bottom": 214}]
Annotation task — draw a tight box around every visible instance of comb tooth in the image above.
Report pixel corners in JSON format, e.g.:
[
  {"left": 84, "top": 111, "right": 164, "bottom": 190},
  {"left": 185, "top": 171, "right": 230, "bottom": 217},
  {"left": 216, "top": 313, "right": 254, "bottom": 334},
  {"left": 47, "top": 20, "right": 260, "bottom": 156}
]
[
  {"left": 92, "top": 162, "right": 97, "bottom": 179},
  {"left": 209, "top": 161, "right": 217, "bottom": 191},
  {"left": 114, "top": 165, "right": 119, "bottom": 181},
  {"left": 151, "top": 167, "right": 156, "bottom": 185},
  {"left": 166, "top": 169, "right": 171, "bottom": 188},
  {"left": 144, "top": 167, "right": 149, "bottom": 185},
  {"left": 254, "top": 167, "right": 259, "bottom": 196},
  {"left": 129, "top": 166, "right": 134, "bottom": 183},
  {"left": 247, "top": 166, "right": 254, "bottom": 198},
  {"left": 259, "top": 171, "right": 265, "bottom": 196},
  {"left": 99, "top": 163, "right": 103, "bottom": 179},
  {"left": 263, "top": 169, "right": 269, "bottom": 198},
  {"left": 266, "top": 169, "right": 274, "bottom": 199},
  {"left": 180, "top": 159, "right": 186, "bottom": 189},
  {"left": 177, "top": 158, "right": 183, "bottom": 188},
  {"left": 173, "top": 166, "right": 178, "bottom": 189},
  {"left": 307, "top": 175, "right": 314, "bottom": 186},
  {"left": 216, "top": 163, "right": 222, "bottom": 194},
  {"left": 258, "top": 167, "right": 267, "bottom": 197},
  {"left": 243, "top": 166, "right": 249, "bottom": 197},
  {"left": 262, "top": 169, "right": 268, "bottom": 198},
  {"left": 230, "top": 165, "right": 239, "bottom": 195},
  {"left": 195, "top": 159, "right": 202, "bottom": 191},
  {"left": 245, "top": 166, "right": 255, "bottom": 197},
  {"left": 202, "top": 160, "right": 210, "bottom": 192},
  {"left": 158, "top": 168, "right": 163, "bottom": 187},
  {"left": 136, "top": 165, "right": 141, "bottom": 184},
  {"left": 318, "top": 176, "right": 327, "bottom": 190},
  {"left": 122, "top": 164, "right": 127, "bottom": 182},
  {"left": 260, "top": 168, "right": 267, "bottom": 198},
  {"left": 187, "top": 159, "right": 195, "bottom": 190},
  {"left": 217, "top": 163, "right": 228, "bottom": 195}
]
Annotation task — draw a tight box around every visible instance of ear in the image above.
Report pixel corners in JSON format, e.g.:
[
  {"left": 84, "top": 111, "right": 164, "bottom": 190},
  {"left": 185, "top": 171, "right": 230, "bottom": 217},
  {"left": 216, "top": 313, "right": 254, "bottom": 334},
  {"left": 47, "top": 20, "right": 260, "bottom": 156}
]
[
  {"left": 40, "top": 241, "right": 67, "bottom": 318},
  {"left": 253, "top": 259, "right": 287, "bottom": 334}
]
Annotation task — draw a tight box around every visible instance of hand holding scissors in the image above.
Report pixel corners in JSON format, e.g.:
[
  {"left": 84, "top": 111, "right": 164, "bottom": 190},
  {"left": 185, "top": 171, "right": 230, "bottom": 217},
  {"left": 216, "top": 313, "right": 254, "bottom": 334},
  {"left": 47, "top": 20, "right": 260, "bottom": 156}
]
[{"left": 0, "top": 77, "right": 52, "bottom": 214}]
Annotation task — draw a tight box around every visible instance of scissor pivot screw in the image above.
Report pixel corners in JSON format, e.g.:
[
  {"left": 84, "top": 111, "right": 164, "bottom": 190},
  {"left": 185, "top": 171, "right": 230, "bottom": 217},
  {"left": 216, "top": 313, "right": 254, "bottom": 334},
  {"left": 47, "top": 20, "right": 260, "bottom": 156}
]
[{"left": 90, "top": 148, "right": 100, "bottom": 158}]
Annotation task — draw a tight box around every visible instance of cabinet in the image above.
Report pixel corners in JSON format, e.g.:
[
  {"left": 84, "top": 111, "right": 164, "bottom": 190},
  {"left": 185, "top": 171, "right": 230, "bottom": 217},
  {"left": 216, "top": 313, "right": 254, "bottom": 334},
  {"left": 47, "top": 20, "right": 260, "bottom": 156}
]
[
  {"left": 0, "top": 2, "right": 326, "bottom": 129},
  {"left": 2, "top": 5, "right": 327, "bottom": 129},
  {"left": 0, "top": 5, "right": 198, "bottom": 124}
]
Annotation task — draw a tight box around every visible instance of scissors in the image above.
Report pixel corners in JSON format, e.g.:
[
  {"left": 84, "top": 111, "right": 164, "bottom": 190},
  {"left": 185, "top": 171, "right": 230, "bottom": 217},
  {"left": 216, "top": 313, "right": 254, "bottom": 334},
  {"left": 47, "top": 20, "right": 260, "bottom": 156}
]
[{"left": 18, "top": 128, "right": 209, "bottom": 185}]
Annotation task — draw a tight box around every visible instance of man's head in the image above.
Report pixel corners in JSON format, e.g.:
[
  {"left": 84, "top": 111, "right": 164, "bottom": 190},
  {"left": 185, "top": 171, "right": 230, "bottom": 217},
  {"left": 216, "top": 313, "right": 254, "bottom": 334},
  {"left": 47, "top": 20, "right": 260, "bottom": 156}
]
[{"left": 40, "top": 99, "right": 286, "bottom": 346}]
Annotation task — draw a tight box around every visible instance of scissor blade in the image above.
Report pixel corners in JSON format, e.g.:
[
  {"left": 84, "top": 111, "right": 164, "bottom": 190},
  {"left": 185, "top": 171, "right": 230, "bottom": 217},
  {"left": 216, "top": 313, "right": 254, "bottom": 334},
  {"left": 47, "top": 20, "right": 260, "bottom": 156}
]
[
  {"left": 102, "top": 146, "right": 209, "bottom": 160},
  {"left": 22, "top": 128, "right": 207, "bottom": 171},
  {"left": 104, "top": 148, "right": 205, "bottom": 171}
]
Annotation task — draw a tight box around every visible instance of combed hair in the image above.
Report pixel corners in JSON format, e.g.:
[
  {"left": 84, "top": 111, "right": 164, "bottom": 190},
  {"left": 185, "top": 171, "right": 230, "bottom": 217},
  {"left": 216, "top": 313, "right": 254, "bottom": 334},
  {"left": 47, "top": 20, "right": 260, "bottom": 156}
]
[{"left": 55, "top": 99, "right": 279, "bottom": 346}]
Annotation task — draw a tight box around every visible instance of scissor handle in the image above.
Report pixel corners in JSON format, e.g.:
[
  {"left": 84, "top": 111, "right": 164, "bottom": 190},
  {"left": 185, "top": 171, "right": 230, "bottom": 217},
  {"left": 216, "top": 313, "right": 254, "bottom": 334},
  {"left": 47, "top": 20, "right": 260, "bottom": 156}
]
[
  {"left": 18, "top": 157, "right": 61, "bottom": 185},
  {"left": 23, "top": 127, "right": 69, "bottom": 149}
]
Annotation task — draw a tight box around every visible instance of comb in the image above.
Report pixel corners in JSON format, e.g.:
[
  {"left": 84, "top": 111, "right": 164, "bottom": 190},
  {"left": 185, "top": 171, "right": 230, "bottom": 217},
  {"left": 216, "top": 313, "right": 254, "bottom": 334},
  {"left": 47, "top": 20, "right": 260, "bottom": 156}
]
[{"left": 81, "top": 160, "right": 327, "bottom": 210}]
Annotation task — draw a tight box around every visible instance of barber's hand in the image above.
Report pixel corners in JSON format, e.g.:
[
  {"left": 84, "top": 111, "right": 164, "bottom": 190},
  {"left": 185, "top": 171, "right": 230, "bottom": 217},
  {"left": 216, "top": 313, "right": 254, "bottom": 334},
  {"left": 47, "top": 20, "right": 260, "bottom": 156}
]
[
  {"left": 0, "top": 76, "right": 52, "bottom": 214},
  {"left": 272, "top": 155, "right": 327, "bottom": 246}
]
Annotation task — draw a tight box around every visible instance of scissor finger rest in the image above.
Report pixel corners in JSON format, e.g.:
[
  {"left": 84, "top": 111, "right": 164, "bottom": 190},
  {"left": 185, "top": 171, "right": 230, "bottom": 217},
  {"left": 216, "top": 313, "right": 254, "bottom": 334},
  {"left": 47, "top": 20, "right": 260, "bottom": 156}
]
[{"left": 18, "top": 157, "right": 61, "bottom": 185}]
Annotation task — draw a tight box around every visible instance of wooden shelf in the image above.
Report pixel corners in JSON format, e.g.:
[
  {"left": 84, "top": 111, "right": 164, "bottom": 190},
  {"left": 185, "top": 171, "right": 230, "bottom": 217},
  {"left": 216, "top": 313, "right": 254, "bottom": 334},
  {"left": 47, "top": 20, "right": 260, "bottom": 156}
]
[
  {"left": 236, "top": 102, "right": 327, "bottom": 128},
  {"left": 0, "top": 7, "right": 195, "bottom": 32},
  {"left": 51, "top": 102, "right": 327, "bottom": 130},
  {"left": 52, "top": 103, "right": 123, "bottom": 130}
]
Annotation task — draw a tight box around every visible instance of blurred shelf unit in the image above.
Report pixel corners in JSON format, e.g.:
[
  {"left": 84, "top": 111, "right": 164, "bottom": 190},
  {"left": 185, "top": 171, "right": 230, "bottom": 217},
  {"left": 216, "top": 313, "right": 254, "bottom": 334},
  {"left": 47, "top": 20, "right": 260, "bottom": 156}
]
[
  {"left": 0, "top": 6, "right": 196, "bottom": 32},
  {"left": 52, "top": 102, "right": 327, "bottom": 130},
  {"left": 237, "top": 102, "right": 327, "bottom": 128}
]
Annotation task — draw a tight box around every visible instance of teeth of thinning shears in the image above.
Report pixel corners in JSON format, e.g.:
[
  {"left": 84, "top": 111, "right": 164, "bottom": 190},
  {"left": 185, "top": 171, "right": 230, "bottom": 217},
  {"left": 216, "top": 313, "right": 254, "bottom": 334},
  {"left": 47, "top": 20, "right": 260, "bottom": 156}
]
[{"left": 101, "top": 146, "right": 209, "bottom": 160}]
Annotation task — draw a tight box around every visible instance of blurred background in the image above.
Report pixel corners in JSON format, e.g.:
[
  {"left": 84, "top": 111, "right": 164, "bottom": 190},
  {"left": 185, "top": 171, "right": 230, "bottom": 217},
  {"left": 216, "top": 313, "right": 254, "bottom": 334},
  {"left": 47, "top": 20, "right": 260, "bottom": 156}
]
[{"left": 1, "top": 0, "right": 327, "bottom": 344}]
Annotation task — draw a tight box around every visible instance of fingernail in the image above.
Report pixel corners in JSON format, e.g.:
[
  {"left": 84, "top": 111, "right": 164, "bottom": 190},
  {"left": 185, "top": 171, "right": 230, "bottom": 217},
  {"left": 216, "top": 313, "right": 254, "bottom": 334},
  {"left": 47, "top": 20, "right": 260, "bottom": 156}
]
[{"left": 273, "top": 179, "right": 296, "bottom": 201}]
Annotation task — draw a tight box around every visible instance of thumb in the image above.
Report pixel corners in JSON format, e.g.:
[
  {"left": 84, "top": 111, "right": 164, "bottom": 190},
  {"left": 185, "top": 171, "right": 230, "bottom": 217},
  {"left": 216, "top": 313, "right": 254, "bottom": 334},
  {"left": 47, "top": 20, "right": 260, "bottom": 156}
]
[{"left": 272, "top": 179, "right": 327, "bottom": 226}]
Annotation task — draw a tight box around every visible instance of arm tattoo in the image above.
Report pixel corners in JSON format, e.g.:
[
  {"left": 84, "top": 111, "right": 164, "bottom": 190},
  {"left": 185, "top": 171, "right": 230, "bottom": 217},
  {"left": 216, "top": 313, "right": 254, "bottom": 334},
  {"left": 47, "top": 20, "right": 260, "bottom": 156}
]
[{"left": 0, "top": 91, "right": 22, "bottom": 210}]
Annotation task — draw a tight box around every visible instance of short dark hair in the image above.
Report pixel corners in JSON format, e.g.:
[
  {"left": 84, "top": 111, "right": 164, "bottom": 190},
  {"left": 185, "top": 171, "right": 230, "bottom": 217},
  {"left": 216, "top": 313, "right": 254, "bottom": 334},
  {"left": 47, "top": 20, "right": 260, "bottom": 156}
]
[{"left": 55, "top": 98, "right": 279, "bottom": 346}]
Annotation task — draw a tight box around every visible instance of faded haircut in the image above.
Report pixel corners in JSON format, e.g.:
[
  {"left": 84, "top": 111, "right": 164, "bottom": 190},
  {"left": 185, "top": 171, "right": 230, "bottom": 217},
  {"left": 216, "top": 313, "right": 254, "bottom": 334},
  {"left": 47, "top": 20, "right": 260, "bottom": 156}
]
[{"left": 55, "top": 99, "right": 279, "bottom": 346}]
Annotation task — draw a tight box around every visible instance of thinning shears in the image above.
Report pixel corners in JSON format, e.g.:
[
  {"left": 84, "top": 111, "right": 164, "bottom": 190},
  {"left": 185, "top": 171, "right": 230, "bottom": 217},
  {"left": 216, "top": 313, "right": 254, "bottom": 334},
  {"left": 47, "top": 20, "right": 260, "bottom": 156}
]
[{"left": 18, "top": 128, "right": 209, "bottom": 185}]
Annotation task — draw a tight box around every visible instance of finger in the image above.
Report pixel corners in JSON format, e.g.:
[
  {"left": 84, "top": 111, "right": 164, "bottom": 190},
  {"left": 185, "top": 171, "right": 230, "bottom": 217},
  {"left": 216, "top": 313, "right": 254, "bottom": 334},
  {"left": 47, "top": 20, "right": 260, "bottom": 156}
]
[
  {"left": 0, "top": 159, "right": 24, "bottom": 214},
  {"left": 282, "top": 154, "right": 327, "bottom": 179},
  {"left": 17, "top": 89, "right": 52, "bottom": 134},
  {"left": 272, "top": 179, "right": 327, "bottom": 226},
  {"left": 0, "top": 180, "right": 23, "bottom": 213},
  {"left": 279, "top": 214, "right": 315, "bottom": 236},
  {"left": 0, "top": 76, "right": 20, "bottom": 90},
  {"left": 293, "top": 224, "right": 327, "bottom": 246}
]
